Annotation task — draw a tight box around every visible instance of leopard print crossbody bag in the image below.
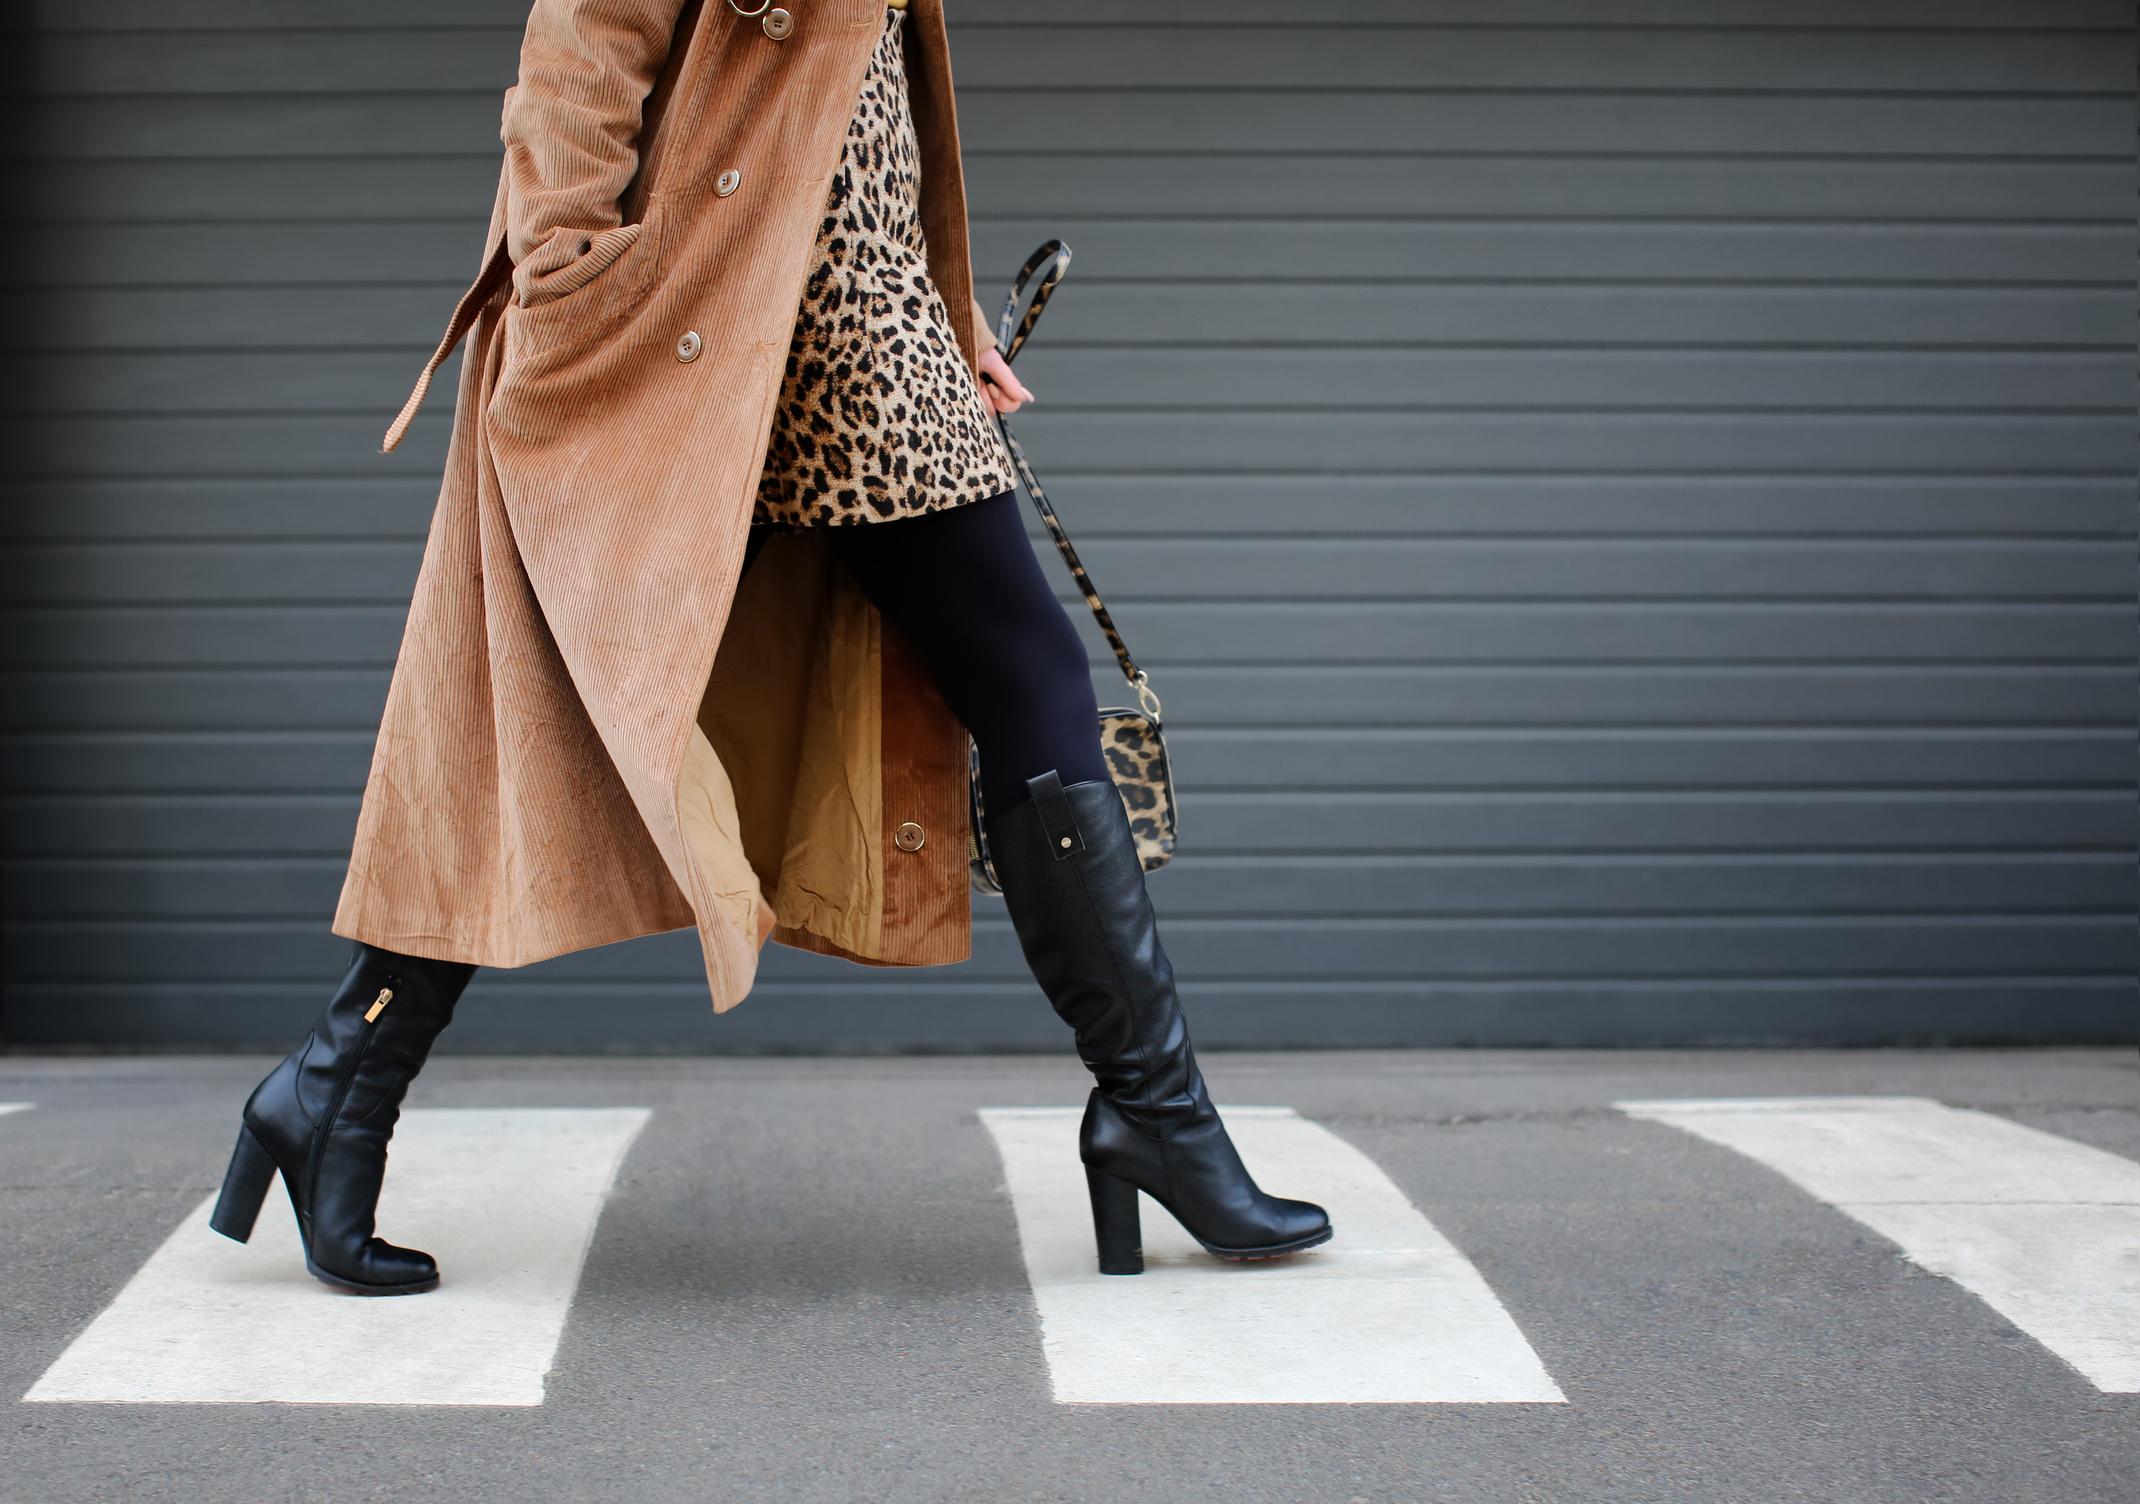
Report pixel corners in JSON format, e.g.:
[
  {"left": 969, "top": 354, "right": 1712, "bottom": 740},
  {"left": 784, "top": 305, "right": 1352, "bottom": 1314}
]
[{"left": 968, "top": 241, "right": 1178, "bottom": 897}]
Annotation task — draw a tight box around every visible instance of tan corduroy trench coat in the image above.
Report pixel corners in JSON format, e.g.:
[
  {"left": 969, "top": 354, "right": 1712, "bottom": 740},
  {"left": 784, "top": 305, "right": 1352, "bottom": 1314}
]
[{"left": 336, "top": 0, "right": 997, "bottom": 1010}]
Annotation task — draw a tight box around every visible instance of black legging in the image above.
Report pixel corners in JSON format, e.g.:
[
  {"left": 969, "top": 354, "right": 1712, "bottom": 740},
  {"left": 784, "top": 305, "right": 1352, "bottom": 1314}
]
[{"left": 747, "top": 491, "right": 1109, "bottom": 817}]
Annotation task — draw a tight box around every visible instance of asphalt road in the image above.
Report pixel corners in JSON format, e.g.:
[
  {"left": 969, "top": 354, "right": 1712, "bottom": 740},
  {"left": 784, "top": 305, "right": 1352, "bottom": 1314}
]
[{"left": 3, "top": 1047, "right": 2134, "bottom": 1503}]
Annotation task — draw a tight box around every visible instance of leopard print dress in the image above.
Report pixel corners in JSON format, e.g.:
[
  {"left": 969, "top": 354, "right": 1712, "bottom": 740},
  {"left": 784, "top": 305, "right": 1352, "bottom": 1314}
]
[{"left": 754, "top": 8, "right": 1015, "bottom": 528}]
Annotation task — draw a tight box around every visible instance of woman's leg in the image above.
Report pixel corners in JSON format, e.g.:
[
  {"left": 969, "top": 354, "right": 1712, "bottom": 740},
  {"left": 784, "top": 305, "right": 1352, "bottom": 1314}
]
[
  {"left": 822, "top": 492, "right": 1108, "bottom": 818},
  {"left": 827, "top": 495, "right": 1331, "bottom": 1271}
]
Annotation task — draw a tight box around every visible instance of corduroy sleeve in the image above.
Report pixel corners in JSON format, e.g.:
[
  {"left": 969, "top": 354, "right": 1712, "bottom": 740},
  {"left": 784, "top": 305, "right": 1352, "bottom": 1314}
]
[{"left": 500, "top": 0, "right": 686, "bottom": 286}]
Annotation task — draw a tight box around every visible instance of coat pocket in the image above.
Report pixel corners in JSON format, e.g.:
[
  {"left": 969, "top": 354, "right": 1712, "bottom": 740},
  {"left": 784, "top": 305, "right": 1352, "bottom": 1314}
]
[{"left": 513, "top": 222, "right": 644, "bottom": 310}]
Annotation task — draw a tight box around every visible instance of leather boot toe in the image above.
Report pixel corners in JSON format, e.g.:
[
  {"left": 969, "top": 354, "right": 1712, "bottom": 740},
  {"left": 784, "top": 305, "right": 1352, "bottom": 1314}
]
[{"left": 310, "top": 1237, "right": 439, "bottom": 1295}]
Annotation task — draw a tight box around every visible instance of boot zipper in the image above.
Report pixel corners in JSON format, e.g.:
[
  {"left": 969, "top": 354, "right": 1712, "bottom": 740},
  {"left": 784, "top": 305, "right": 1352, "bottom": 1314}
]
[{"left": 301, "top": 981, "right": 397, "bottom": 1252}]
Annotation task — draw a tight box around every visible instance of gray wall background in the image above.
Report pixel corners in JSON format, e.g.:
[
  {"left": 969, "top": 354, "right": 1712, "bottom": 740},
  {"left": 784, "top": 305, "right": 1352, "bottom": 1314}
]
[{"left": 3, "top": 0, "right": 2133, "bottom": 1052}]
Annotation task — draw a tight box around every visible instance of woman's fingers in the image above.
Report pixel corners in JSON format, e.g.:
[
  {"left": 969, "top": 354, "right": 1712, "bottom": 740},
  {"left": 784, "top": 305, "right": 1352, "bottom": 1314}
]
[{"left": 979, "top": 348, "right": 1035, "bottom": 413}]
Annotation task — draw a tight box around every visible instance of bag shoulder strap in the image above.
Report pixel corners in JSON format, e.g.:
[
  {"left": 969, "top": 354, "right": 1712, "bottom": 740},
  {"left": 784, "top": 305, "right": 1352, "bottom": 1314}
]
[{"left": 993, "top": 241, "right": 1161, "bottom": 720}]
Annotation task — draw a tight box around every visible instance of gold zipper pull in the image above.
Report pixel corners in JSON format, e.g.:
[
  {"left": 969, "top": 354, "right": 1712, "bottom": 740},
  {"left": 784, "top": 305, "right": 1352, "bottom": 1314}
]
[{"left": 364, "top": 988, "right": 394, "bottom": 1023}]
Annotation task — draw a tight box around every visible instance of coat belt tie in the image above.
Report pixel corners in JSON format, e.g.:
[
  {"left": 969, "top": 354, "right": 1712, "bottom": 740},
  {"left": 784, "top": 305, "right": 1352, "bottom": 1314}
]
[{"left": 381, "top": 237, "right": 515, "bottom": 453}]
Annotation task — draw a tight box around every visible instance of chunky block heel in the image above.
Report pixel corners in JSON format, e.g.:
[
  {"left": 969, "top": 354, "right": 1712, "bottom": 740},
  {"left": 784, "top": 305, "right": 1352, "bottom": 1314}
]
[
  {"left": 1087, "top": 1166, "right": 1144, "bottom": 1275},
  {"left": 208, "top": 1126, "right": 277, "bottom": 1244}
]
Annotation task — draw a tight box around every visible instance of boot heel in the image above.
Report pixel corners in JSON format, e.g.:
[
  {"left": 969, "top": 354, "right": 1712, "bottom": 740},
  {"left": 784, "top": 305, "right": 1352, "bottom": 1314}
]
[
  {"left": 209, "top": 1126, "right": 277, "bottom": 1244},
  {"left": 1086, "top": 1167, "right": 1144, "bottom": 1275}
]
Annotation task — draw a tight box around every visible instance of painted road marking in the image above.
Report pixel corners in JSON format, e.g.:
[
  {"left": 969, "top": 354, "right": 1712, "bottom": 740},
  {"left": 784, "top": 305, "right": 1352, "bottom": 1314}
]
[
  {"left": 0, "top": 1103, "right": 34, "bottom": 1117},
  {"left": 1618, "top": 1096, "right": 2140, "bottom": 1394},
  {"left": 24, "top": 1108, "right": 649, "bottom": 1406},
  {"left": 980, "top": 1106, "right": 1566, "bottom": 1405}
]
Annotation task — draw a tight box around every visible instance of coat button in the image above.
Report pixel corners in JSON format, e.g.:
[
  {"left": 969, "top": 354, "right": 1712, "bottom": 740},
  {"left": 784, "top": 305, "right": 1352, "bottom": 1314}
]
[
  {"left": 1059, "top": 836, "right": 1073, "bottom": 849},
  {"left": 715, "top": 168, "right": 742, "bottom": 197},
  {"left": 893, "top": 822, "right": 926, "bottom": 852},
  {"left": 675, "top": 330, "right": 702, "bottom": 362},
  {"left": 762, "top": 8, "right": 793, "bottom": 38}
]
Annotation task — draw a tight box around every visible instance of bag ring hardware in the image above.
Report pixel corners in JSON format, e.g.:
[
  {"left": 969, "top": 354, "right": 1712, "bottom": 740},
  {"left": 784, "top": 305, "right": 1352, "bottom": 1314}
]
[
  {"left": 1133, "top": 672, "right": 1163, "bottom": 722},
  {"left": 727, "top": 0, "right": 771, "bottom": 15}
]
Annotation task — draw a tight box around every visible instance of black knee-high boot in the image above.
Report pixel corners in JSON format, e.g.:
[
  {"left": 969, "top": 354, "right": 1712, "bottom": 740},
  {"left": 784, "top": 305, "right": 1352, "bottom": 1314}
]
[
  {"left": 209, "top": 943, "right": 475, "bottom": 1295},
  {"left": 990, "top": 771, "right": 1332, "bottom": 1274}
]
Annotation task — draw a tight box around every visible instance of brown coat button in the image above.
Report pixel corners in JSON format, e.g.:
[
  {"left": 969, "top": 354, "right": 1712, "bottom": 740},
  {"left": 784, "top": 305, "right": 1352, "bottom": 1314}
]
[
  {"left": 893, "top": 822, "right": 925, "bottom": 852},
  {"left": 762, "top": 8, "right": 793, "bottom": 38},
  {"left": 675, "top": 330, "right": 702, "bottom": 363},
  {"left": 715, "top": 168, "right": 742, "bottom": 197}
]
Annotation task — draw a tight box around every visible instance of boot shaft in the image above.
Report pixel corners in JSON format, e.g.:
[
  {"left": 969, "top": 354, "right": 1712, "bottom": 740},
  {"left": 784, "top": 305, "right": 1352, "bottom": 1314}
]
[
  {"left": 987, "top": 773, "right": 1201, "bottom": 1125},
  {"left": 291, "top": 944, "right": 475, "bottom": 1129},
  {"left": 244, "top": 943, "right": 475, "bottom": 1193}
]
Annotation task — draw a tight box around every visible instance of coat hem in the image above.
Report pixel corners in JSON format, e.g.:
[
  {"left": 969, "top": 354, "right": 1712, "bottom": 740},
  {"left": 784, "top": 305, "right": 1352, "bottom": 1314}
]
[{"left": 329, "top": 915, "right": 696, "bottom": 973}]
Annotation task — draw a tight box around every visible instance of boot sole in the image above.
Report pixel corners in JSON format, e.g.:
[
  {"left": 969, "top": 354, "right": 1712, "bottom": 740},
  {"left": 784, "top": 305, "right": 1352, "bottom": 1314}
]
[
  {"left": 305, "top": 1258, "right": 440, "bottom": 1297},
  {"left": 1196, "top": 1225, "right": 1335, "bottom": 1262}
]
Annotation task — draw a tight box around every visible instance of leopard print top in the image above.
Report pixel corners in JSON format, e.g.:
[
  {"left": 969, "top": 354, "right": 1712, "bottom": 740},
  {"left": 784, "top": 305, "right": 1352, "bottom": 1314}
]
[{"left": 754, "top": 9, "right": 1014, "bottom": 528}]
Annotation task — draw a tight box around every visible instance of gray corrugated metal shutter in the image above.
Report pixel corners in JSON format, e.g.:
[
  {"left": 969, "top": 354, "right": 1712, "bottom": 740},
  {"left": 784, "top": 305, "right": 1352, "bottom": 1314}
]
[{"left": 4, "top": 1, "right": 2132, "bottom": 1051}]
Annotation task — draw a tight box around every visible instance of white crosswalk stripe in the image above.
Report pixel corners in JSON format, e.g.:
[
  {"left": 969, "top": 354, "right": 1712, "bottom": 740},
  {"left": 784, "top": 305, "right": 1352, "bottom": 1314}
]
[
  {"left": 981, "top": 1106, "right": 1567, "bottom": 1405},
  {"left": 1618, "top": 1096, "right": 2140, "bottom": 1394},
  {"left": 22, "top": 1091, "right": 2137, "bottom": 1411},
  {"left": 24, "top": 1108, "right": 648, "bottom": 1406}
]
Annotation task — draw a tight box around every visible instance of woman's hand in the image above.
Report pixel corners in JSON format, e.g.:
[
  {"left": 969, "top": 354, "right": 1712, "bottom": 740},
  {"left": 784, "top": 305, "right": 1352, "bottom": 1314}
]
[{"left": 978, "top": 346, "right": 1035, "bottom": 414}]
